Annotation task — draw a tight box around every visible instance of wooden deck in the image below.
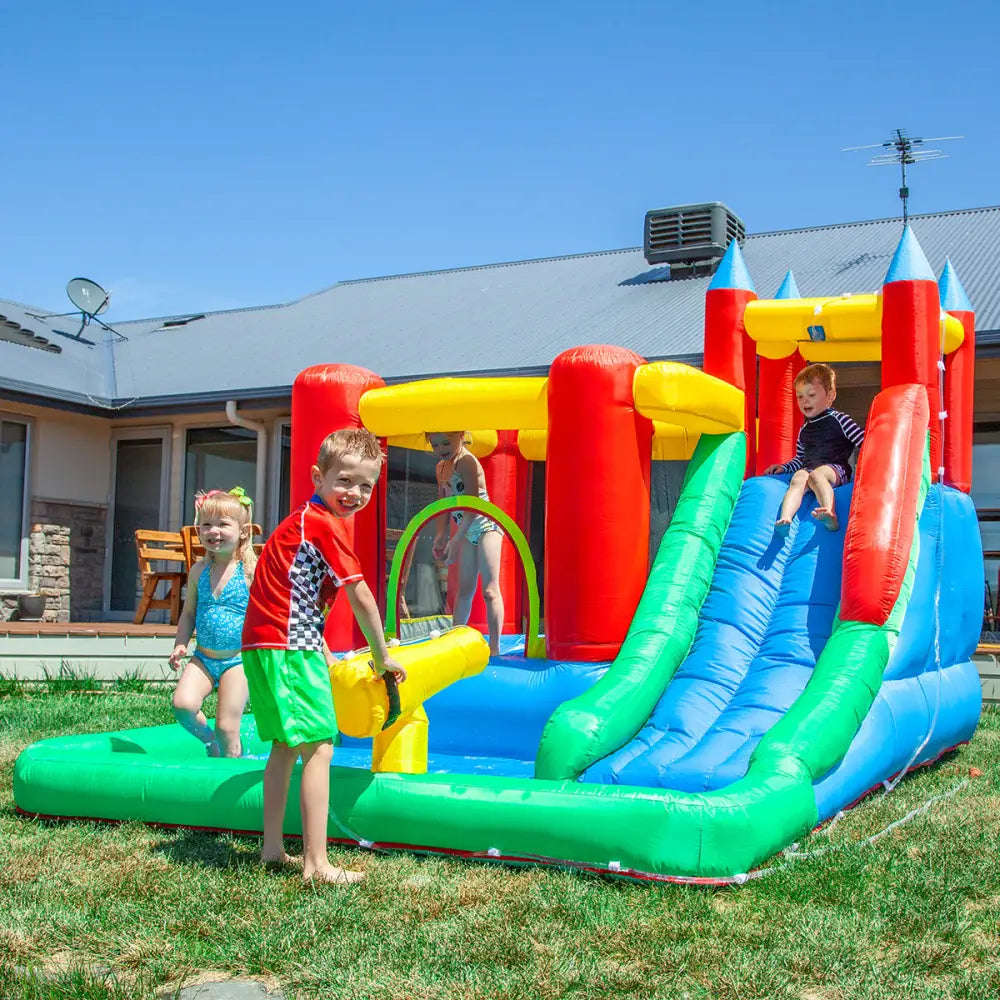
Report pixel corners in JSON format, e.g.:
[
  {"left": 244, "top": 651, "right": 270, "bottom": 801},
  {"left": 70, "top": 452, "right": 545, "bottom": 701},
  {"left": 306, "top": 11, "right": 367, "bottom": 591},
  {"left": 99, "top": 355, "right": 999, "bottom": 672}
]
[{"left": 0, "top": 621, "right": 175, "bottom": 638}]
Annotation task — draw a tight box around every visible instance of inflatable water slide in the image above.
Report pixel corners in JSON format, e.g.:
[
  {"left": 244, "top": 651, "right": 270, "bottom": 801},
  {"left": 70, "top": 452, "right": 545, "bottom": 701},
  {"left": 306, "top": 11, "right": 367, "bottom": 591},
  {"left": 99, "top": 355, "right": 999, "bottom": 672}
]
[{"left": 14, "top": 227, "right": 984, "bottom": 882}]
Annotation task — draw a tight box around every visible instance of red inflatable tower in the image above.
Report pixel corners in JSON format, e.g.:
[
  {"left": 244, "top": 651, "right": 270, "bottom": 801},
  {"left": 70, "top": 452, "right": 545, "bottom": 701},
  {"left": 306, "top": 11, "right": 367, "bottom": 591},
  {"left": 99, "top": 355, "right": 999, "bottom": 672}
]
[
  {"left": 704, "top": 239, "right": 757, "bottom": 475},
  {"left": 940, "top": 259, "right": 975, "bottom": 494},
  {"left": 880, "top": 227, "right": 942, "bottom": 480},
  {"left": 290, "top": 364, "right": 387, "bottom": 649},
  {"left": 544, "top": 345, "right": 652, "bottom": 661}
]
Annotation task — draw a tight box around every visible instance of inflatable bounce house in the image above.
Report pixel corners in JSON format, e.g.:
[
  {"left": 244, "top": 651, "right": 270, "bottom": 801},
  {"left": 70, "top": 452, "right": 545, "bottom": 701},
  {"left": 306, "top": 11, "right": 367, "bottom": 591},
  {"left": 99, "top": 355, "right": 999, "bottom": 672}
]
[{"left": 14, "top": 226, "right": 984, "bottom": 883}]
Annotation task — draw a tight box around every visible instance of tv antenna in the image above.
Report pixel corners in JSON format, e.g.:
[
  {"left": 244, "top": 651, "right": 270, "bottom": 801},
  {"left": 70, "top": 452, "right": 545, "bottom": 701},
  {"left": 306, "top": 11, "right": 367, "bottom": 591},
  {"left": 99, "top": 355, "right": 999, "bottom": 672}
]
[
  {"left": 26, "top": 277, "right": 128, "bottom": 346},
  {"left": 843, "top": 128, "right": 963, "bottom": 225}
]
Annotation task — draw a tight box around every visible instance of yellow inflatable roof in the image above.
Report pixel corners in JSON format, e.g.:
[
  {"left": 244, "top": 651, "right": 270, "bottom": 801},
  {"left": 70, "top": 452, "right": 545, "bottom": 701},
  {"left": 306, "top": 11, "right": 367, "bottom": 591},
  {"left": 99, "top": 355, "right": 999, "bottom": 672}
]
[{"left": 744, "top": 294, "right": 964, "bottom": 361}]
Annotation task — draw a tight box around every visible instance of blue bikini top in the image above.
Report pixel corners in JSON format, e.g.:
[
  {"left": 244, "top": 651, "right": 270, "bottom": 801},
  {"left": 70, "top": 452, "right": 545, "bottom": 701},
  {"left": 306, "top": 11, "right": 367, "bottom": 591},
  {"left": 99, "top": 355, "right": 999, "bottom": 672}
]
[{"left": 196, "top": 562, "right": 249, "bottom": 650}]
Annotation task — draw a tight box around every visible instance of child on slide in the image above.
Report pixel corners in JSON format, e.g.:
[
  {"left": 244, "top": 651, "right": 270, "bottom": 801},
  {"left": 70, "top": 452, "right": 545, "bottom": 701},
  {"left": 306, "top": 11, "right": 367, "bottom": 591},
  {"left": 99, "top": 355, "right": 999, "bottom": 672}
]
[
  {"left": 764, "top": 363, "right": 865, "bottom": 533},
  {"left": 427, "top": 431, "right": 504, "bottom": 656},
  {"left": 169, "top": 487, "right": 256, "bottom": 757}
]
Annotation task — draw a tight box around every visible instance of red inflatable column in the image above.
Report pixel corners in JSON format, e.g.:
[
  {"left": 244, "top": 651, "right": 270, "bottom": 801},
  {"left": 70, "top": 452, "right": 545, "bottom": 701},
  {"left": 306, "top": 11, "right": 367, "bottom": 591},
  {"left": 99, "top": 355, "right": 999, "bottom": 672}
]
[
  {"left": 742, "top": 333, "right": 758, "bottom": 474},
  {"left": 792, "top": 350, "right": 806, "bottom": 441},
  {"left": 756, "top": 270, "right": 805, "bottom": 474},
  {"left": 545, "top": 345, "right": 652, "bottom": 662},
  {"left": 880, "top": 227, "right": 942, "bottom": 480},
  {"left": 704, "top": 240, "right": 757, "bottom": 475},
  {"left": 939, "top": 259, "right": 975, "bottom": 493},
  {"left": 477, "top": 430, "right": 529, "bottom": 633},
  {"left": 756, "top": 354, "right": 799, "bottom": 474},
  {"left": 291, "top": 364, "right": 387, "bottom": 650}
]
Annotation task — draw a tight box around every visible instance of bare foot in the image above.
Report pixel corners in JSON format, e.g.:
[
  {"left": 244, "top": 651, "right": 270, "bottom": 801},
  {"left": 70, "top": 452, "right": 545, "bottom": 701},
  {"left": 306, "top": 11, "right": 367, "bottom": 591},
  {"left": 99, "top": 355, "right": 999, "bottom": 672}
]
[
  {"left": 261, "top": 852, "right": 303, "bottom": 870},
  {"left": 205, "top": 739, "right": 221, "bottom": 758},
  {"left": 812, "top": 507, "right": 839, "bottom": 531},
  {"left": 304, "top": 864, "right": 365, "bottom": 886},
  {"left": 774, "top": 518, "right": 792, "bottom": 537}
]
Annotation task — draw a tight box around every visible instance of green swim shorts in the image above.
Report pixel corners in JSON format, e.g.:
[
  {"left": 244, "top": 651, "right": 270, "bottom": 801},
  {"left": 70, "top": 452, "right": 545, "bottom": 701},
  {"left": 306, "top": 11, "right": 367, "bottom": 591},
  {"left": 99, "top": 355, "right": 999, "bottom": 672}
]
[{"left": 243, "top": 648, "right": 335, "bottom": 747}]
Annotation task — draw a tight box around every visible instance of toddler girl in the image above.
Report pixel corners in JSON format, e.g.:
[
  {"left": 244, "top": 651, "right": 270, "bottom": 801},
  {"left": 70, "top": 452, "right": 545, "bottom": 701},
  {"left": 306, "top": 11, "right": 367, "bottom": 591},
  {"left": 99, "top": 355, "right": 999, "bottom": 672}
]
[{"left": 168, "top": 487, "right": 256, "bottom": 757}]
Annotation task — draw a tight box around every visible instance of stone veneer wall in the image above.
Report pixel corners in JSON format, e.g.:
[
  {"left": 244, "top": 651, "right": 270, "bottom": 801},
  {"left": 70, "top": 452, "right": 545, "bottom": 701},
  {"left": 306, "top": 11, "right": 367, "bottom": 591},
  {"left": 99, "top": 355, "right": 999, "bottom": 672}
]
[{"left": 0, "top": 500, "right": 107, "bottom": 622}]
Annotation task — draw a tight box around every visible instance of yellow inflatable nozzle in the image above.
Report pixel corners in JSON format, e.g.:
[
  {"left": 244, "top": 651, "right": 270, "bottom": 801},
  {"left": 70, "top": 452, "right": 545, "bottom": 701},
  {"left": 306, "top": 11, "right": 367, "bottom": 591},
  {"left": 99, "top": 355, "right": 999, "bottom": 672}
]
[{"left": 330, "top": 626, "right": 490, "bottom": 740}]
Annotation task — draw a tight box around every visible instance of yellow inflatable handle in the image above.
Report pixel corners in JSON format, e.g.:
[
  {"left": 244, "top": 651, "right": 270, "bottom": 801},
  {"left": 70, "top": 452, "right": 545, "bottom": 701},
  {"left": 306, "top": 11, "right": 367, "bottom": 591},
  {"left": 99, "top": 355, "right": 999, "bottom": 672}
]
[{"left": 330, "top": 626, "right": 490, "bottom": 738}]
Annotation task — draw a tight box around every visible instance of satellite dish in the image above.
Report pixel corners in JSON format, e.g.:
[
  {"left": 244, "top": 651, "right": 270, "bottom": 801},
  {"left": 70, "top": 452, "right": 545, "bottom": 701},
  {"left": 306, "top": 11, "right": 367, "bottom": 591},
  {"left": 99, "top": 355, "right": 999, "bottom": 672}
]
[
  {"left": 67, "top": 277, "right": 111, "bottom": 316},
  {"left": 24, "top": 275, "right": 127, "bottom": 346}
]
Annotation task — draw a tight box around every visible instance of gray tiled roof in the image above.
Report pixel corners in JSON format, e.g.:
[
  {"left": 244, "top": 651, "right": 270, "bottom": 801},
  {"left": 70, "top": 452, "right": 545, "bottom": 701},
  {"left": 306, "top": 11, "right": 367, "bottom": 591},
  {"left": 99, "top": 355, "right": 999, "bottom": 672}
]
[
  {"left": 0, "top": 297, "right": 113, "bottom": 404},
  {"left": 2, "top": 205, "right": 999, "bottom": 411}
]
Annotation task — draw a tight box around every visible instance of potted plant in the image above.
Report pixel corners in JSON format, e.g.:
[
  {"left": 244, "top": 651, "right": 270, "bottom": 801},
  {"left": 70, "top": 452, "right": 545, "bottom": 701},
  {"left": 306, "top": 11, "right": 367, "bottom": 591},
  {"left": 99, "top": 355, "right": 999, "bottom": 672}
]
[{"left": 16, "top": 592, "right": 46, "bottom": 621}]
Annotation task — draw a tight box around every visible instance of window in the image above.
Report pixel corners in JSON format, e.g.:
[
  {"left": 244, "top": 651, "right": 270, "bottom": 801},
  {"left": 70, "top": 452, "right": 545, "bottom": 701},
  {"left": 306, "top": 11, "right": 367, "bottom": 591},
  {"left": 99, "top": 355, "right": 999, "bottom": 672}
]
[
  {"left": 973, "top": 428, "right": 1000, "bottom": 625},
  {"left": 387, "top": 446, "right": 438, "bottom": 532},
  {"left": 527, "top": 461, "right": 545, "bottom": 609},
  {"left": 649, "top": 459, "right": 690, "bottom": 563},
  {"left": 276, "top": 420, "right": 291, "bottom": 527},
  {"left": 0, "top": 417, "right": 30, "bottom": 588},
  {"left": 387, "top": 446, "right": 446, "bottom": 622},
  {"left": 972, "top": 429, "right": 1000, "bottom": 512},
  {"left": 183, "top": 427, "right": 257, "bottom": 524}
]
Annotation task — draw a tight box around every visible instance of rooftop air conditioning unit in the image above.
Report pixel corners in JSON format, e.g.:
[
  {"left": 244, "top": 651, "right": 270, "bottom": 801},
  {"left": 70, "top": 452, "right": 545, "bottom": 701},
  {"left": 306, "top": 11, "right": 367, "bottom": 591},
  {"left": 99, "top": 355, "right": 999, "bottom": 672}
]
[{"left": 643, "top": 202, "right": 745, "bottom": 267}]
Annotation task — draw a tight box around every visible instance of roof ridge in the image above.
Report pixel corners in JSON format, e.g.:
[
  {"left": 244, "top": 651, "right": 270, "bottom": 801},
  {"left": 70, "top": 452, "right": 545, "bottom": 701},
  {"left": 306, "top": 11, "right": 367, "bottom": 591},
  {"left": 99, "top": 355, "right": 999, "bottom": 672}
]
[
  {"left": 747, "top": 204, "right": 1000, "bottom": 241},
  {"left": 307, "top": 246, "right": 642, "bottom": 292},
  {"left": 299, "top": 205, "right": 1000, "bottom": 292},
  {"left": 115, "top": 301, "right": 286, "bottom": 328},
  {"left": 0, "top": 296, "right": 61, "bottom": 314}
]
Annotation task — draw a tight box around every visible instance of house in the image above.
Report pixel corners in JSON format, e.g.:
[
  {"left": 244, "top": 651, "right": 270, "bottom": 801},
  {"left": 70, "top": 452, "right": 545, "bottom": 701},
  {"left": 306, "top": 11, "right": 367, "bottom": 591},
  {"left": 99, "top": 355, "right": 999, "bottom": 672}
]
[{"left": 2, "top": 202, "right": 999, "bottom": 623}]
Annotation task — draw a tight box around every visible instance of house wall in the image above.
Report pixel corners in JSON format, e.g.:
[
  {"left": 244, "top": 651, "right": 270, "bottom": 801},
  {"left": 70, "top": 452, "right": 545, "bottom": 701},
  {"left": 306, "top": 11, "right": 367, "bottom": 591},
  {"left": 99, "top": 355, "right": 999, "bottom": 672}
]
[
  {"left": 1, "top": 403, "right": 110, "bottom": 621},
  {"left": 1, "top": 400, "right": 291, "bottom": 620}
]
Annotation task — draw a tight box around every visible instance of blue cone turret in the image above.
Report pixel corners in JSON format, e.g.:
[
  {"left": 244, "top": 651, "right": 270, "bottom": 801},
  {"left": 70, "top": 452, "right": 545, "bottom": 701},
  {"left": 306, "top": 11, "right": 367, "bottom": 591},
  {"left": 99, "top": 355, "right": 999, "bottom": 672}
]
[
  {"left": 938, "top": 258, "right": 973, "bottom": 313},
  {"left": 708, "top": 239, "right": 755, "bottom": 293},
  {"left": 884, "top": 225, "right": 936, "bottom": 285},
  {"left": 774, "top": 270, "right": 801, "bottom": 300}
]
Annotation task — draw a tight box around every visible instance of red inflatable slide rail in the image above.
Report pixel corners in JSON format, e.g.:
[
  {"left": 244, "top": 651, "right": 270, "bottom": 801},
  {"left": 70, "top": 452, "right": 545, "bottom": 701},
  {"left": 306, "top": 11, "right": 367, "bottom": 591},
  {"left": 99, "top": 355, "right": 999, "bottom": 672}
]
[{"left": 840, "top": 383, "right": 929, "bottom": 626}]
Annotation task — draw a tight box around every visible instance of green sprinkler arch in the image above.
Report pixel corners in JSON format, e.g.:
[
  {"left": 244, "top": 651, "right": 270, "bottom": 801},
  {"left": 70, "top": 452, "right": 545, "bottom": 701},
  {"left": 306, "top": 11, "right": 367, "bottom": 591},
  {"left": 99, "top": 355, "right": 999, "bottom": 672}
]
[{"left": 385, "top": 495, "right": 545, "bottom": 658}]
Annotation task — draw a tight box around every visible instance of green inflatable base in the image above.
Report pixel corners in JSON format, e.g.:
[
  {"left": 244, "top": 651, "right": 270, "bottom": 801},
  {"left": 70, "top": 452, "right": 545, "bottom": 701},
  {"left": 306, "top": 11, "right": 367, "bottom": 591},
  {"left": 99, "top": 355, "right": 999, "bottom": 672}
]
[{"left": 14, "top": 715, "right": 817, "bottom": 884}]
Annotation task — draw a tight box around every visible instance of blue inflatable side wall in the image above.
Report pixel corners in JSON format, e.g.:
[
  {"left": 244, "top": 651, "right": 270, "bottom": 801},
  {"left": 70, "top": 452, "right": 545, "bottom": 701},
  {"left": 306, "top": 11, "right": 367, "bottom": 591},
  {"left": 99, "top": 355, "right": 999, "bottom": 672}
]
[{"left": 812, "top": 486, "right": 984, "bottom": 818}]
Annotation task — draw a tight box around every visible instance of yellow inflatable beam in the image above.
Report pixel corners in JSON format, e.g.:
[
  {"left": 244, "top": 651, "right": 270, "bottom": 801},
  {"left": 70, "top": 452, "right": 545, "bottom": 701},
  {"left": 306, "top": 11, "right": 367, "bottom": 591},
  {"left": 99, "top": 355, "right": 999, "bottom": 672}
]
[
  {"left": 387, "top": 430, "right": 498, "bottom": 458},
  {"left": 360, "top": 377, "right": 548, "bottom": 438},
  {"left": 367, "top": 363, "right": 739, "bottom": 459},
  {"left": 633, "top": 362, "right": 745, "bottom": 434},
  {"left": 745, "top": 295, "right": 964, "bottom": 360},
  {"left": 330, "top": 626, "right": 489, "bottom": 774},
  {"left": 518, "top": 423, "right": 697, "bottom": 461}
]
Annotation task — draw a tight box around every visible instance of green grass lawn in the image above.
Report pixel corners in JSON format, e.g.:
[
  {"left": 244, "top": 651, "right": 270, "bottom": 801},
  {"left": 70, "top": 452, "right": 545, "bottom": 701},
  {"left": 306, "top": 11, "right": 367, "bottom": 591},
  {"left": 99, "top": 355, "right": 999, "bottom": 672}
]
[{"left": 1, "top": 685, "right": 998, "bottom": 1000}]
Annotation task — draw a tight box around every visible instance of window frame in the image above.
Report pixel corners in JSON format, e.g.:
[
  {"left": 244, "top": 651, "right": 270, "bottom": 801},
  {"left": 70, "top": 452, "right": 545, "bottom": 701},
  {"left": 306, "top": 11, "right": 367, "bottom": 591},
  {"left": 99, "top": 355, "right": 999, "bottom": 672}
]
[
  {"left": 181, "top": 423, "right": 259, "bottom": 526},
  {"left": 102, "top": 425, "right": 172, "bottom": 618},
  {"left": 0, "top": 413, "right": 33, "bottom": 592},
  {"left": 270, "top": 417, "right": 291, "bottom": 531}
]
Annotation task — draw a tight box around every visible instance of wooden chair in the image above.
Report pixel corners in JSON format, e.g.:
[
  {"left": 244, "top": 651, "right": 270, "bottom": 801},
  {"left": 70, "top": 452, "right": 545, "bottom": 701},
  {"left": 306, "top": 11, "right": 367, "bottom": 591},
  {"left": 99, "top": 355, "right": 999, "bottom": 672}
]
[
  {"left": 181, "top": 523, "right": 265, "bottom": 572},
  {"left": 133, "top": 529, "right": 186, "bottom": 625}
]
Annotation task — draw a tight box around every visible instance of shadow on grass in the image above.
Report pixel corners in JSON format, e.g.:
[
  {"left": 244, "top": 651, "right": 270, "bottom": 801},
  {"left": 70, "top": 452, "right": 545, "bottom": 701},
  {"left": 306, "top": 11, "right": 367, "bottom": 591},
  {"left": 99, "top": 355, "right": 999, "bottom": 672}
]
[{"left": 151, "top": 827, "right": 261, "bottom": 871}]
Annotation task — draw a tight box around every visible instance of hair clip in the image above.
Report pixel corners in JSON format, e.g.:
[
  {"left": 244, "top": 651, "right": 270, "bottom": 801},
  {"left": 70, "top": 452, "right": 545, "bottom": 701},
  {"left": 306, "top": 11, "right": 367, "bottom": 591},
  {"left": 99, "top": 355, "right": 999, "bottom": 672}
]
[
  {"left": 229, "top": 486, "right": 253, "bottom": 508},
  {"left": 193, "top": 489, "right": 224, "bottom": 511}
]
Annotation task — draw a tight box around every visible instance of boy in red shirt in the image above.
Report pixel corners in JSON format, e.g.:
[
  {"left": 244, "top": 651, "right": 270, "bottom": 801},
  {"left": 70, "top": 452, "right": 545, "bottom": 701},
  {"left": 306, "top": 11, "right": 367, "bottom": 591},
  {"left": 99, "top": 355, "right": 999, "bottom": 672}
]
[{"left": 242, "top": 428, "right": 404, "bottom": 885}]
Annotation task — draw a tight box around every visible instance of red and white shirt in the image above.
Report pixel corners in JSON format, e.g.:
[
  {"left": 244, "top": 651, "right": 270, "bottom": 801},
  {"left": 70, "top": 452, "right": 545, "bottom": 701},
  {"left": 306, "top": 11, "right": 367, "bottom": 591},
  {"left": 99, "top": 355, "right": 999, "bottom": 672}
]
[{"left": 242, "top": 496, "right": 363, "bottom": 651}]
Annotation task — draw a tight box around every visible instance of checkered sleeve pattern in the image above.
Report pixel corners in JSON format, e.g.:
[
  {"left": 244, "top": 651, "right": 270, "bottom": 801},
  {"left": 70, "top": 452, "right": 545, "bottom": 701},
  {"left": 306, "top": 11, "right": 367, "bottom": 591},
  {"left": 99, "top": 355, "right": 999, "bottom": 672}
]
[{"left": 286, "top": 540, "right": 330, "bottom": 650}]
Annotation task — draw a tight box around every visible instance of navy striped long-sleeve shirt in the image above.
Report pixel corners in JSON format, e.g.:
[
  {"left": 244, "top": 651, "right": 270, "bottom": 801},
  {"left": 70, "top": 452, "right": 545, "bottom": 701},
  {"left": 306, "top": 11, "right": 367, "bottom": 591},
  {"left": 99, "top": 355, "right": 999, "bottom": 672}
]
[{"left": 779, "top": 408, "right": 865, "bottom": 474}]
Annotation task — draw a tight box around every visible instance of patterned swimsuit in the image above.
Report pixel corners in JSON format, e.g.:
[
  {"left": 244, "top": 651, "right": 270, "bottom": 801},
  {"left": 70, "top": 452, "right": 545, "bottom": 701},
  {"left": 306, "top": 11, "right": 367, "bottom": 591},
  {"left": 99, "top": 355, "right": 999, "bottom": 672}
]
[
  {"left": 194, "top": 561, "right": 249, "bottom": 684},
  {"left": 447, "top": 470, "right": 501, "bottom": 544}
]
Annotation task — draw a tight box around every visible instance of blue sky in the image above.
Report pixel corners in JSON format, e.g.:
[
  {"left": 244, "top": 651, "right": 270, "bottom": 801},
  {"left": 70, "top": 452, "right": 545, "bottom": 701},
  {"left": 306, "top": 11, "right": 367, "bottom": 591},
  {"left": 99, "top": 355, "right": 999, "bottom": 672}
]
[{"left": 3, "top": 0, "right": 997, "bottom": 320}]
